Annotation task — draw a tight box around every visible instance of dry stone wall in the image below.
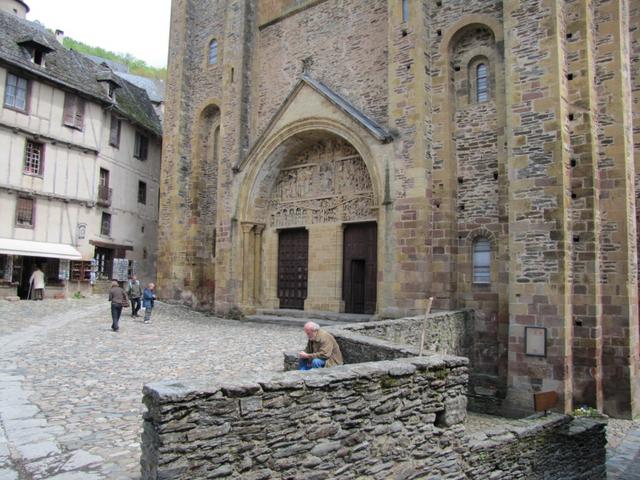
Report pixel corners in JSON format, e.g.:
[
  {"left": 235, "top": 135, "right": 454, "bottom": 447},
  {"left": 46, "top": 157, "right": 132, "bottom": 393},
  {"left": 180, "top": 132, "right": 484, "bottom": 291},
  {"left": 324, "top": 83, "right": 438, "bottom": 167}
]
[{"left": 141, "top": 356, "right": 470, "bottom": 480}]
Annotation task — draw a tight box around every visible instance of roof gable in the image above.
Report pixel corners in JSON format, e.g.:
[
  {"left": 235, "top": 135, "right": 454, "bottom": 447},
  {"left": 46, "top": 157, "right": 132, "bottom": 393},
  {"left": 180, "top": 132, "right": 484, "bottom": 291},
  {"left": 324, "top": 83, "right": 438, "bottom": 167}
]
[{"left": 236, "top": 74, "right": 392, "bottom": 172}]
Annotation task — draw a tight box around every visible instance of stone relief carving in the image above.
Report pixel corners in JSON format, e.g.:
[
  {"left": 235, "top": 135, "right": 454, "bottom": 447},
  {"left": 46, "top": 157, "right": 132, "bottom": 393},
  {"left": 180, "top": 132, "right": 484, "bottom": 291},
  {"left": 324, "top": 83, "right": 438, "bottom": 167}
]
[{"left": 268, "top": 139, "right": 375, "bottom": 228}]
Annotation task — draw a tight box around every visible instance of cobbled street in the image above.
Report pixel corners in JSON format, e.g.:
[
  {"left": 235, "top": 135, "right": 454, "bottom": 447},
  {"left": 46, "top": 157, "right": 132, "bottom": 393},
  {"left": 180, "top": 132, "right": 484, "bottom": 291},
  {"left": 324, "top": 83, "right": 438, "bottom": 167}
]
[
  {"left": 0, "top": 299, "right": 639, "bottom": 479},
  {"left": 0, "top": 298, "right": 302, "bottom": 479}
]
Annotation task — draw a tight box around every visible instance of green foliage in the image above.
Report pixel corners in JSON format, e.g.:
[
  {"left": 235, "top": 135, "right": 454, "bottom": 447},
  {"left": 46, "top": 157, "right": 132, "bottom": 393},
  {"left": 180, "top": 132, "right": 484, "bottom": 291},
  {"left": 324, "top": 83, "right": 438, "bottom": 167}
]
[
  {"left": 573, "top": 406, "right": 601, "bottom": 417},
  {"left": 61, "top": 37, "right": 167, "bottom": 80}
]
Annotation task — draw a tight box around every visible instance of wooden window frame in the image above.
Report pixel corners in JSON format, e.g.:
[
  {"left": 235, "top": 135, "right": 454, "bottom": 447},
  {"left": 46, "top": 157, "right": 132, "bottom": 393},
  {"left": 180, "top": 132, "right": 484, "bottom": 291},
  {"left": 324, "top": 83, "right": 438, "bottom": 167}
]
[
  {"left": 63, "top": 93, "right": 85, "bottom": 130},
  {"left": 23, "top": 140, "right": 44, "bottom": 176},
  {"left": 3, "top": 72, "right": 30, "bottom": 114},
  {"left": 133, "top": 131, "right": 149, "bottom": 160},
  {"left": 15, "top": 196, "right": 35, "bottom": 229}
]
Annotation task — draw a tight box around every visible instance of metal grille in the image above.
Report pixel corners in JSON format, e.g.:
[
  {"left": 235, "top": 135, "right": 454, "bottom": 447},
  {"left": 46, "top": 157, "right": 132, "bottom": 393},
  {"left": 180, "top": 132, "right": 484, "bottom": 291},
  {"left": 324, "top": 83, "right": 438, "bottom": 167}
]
[
  {"left": 15, "top": 197, "right": 34, "bottom": 227},
  {"left": 473, "top": 238, "right": 491, "bottom": 284},
  {"left": 24, "top": 141, "right": 42, "bottom": 175},
  {"left": 477, "top": 63, "right": 489, "bottom": 102},
  {"left": 208, "top": 39, "right": 218, "bottom": 64}
]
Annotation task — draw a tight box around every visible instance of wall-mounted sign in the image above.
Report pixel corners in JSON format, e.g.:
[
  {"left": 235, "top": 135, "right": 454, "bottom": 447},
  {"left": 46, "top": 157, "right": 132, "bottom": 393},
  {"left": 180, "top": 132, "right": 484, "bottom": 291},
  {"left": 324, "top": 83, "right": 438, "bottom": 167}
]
[
  {"left": 76, "top": 223, "right": 87, "bottom": 240},
  {"left": 525, "top": 326, "right": 547, "bottom": 357}
]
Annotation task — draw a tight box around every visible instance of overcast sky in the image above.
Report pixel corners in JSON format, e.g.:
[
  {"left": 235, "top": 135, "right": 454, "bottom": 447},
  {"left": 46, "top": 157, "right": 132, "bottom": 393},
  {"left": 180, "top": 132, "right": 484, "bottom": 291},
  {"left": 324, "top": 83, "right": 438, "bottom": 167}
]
[{"left": 25, "top": 0, "right": 172, "bottom": 68}]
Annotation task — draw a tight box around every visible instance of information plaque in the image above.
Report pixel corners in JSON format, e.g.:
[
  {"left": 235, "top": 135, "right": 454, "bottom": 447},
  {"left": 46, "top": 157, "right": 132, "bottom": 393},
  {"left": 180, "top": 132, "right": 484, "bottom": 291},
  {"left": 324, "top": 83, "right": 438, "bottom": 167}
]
[{"left": 525, "top": 326, "right": 547, "bottom": 357}]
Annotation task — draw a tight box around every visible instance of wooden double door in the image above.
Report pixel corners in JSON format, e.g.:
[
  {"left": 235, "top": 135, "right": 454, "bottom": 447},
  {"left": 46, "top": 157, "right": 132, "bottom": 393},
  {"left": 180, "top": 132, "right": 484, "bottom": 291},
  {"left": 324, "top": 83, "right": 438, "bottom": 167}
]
[{"left": 277, "top": 223, "right": 377, "bottom": 314}]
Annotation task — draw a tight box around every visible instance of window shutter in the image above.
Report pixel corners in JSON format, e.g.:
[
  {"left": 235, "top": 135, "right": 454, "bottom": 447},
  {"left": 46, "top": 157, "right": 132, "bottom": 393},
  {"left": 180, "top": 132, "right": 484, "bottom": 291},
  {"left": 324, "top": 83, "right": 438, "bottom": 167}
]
[
  {"left": 141, "top": 136, "right": 148, "bottom": 160},
  {"left": 63, "top": 94, "right": 75, "bottom": 126},
  {"left": 74, "top": 97, "right": 85, "bottom": 129},
  {"left": 134, "top": 133, "right": 140, "bottom": 158}
]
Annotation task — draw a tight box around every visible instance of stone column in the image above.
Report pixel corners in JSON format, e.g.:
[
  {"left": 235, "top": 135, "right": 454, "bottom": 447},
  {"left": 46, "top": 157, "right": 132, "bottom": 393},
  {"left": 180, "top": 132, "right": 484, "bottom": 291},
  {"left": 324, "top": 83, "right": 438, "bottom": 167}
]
[
  {"left": 253, "top": 224, "right": 264, "bottom": 306},
  {"left": 241, "top": 223, "right": 254, "bottom": 305},
  {"left": 504, "top": 0, "right": 573, "bottom": 415}
]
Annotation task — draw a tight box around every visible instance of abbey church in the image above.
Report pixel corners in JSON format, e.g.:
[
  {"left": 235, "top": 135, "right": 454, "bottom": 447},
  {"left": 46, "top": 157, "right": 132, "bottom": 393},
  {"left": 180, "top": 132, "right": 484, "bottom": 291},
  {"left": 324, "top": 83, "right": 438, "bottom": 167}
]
[{"left": 159, "top": 0, "right": 640, "bottom": 418}]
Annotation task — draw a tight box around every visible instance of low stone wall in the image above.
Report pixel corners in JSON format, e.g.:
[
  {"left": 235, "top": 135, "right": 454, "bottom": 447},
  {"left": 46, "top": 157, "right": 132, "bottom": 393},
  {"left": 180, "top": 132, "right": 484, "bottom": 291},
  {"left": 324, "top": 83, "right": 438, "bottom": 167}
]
[
  {"left": 283, "top": 309, "right": 472, "bottom": 370},
  {"left": 141, "top": 355, "right": 470, "bottom": 480},
  {"left": 464, "top": 415, "right": 607, "bottom": 479},
  {"left": 344, "top": 310, "right": 474, "bottom": 358}
]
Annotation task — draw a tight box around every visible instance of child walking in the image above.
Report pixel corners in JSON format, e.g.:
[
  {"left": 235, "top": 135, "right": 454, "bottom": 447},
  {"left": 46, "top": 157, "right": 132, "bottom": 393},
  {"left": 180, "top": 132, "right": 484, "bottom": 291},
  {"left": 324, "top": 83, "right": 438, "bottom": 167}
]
[{"left": 142, "top": 283, "right": 156, "bottom": 324}]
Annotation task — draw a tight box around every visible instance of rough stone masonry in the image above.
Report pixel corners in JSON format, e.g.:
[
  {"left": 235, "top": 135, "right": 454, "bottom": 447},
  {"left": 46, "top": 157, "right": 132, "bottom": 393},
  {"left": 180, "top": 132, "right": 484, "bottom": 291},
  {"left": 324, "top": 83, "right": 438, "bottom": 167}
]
[{"left": 159, "top": 0, "right": 640, "bottom": 419}]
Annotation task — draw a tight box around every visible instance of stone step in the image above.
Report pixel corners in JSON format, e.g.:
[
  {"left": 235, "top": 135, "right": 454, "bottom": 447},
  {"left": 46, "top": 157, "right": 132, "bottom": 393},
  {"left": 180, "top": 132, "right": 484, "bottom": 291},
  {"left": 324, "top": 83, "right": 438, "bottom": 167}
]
[
  {"left": 255, "top": 308, "right": 372, "bottom": 323},
  {"left": 244, "top": 315, "right": 343, "bottom": 328}
]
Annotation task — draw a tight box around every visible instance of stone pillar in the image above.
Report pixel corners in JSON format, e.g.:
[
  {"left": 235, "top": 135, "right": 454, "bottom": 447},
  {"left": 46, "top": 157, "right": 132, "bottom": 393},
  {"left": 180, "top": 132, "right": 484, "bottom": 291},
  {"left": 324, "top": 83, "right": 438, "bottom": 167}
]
[
  {"left": 241, "top": 223, "right": 254, "bottom": 305},
  {"left": 594, "top": 0, "right": 639, "bottom": 419},
  {"left": 504, "top": 0, "right": 573, "bottom": 415},
  {"left": 565, "top": 0, "right": 603, "bottom": 412},
  {"left": 384, "top": 0, "right": 431, "bottom": 317},
  {"left": 253, "top": 224, "right": 264, "bottom": 306}
]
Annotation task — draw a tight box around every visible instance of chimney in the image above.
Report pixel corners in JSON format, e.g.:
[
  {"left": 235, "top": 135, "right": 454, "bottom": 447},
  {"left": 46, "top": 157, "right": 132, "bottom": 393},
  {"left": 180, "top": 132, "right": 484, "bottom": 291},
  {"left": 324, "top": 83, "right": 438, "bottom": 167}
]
[{"left": 55, "top": 29, "right": 64, "bottom": 44}]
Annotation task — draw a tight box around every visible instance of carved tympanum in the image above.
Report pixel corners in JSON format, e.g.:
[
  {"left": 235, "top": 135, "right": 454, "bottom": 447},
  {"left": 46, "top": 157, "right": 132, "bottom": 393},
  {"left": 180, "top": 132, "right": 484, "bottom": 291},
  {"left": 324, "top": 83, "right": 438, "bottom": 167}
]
[{"left": 268, "top": 139, "right": 375, "bottom": 228}]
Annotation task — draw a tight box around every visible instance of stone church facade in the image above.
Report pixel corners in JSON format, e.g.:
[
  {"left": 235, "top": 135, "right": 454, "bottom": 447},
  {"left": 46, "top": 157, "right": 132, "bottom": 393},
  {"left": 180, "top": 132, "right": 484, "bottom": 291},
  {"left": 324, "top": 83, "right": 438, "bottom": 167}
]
[{"left": 159, "top": 0, "right": 640, "bottom": 418}]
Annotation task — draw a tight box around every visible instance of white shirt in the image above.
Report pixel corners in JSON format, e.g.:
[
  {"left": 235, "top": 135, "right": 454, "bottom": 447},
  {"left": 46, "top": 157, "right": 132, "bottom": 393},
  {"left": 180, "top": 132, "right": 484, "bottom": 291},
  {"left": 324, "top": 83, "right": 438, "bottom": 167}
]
[{"left": 29, "top": 269, "right": 45, "bottom": 289}]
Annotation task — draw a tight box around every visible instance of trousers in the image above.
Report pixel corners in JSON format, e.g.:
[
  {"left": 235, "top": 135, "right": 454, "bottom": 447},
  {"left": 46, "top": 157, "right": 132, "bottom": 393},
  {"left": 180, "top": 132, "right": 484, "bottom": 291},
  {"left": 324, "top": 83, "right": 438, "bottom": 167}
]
[
  {"left": 298, "top": 358, "right": 326, "bottom": 370},
  {"left": 111, "top": 304, "right": 123, "bottom": 331}
]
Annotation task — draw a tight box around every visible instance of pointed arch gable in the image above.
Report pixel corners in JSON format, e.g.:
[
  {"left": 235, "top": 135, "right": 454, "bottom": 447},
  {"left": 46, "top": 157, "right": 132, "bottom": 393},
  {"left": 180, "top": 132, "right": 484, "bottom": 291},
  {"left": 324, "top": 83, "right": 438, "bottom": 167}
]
[{"left": 236, "top": 118, "right": 385, "bottom": 223}]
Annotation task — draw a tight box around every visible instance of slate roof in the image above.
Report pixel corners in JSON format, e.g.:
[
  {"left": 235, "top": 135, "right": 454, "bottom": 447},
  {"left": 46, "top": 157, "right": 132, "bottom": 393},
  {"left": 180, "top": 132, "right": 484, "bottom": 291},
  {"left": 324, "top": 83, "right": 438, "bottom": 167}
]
[{"left": 0, "top": 10, "right": 161, "bottom": 137}]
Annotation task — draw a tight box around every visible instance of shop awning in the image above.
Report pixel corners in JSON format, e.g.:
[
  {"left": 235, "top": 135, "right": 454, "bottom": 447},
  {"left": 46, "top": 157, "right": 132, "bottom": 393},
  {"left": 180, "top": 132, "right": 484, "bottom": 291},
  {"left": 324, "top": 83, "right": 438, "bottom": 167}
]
[{"left": 0, "top": 239, "right": 82, "bottom": 260}]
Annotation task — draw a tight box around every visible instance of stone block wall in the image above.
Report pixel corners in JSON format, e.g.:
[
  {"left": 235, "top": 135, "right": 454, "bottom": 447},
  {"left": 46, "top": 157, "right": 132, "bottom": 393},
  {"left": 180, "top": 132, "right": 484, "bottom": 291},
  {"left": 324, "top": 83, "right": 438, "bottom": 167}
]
[
  {"left": 463, "top": 416, "right": 606, "bottom": 479},
  {"left": 141, "top": 355, "right": 470, "bottom": 480}
]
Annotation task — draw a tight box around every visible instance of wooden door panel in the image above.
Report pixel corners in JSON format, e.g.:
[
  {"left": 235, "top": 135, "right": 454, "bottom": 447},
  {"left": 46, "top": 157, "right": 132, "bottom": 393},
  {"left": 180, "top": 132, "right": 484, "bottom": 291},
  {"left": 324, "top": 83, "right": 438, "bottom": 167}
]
[
  {"left": 278, "top": 229, "right": 308, "bottom": 310},
  {"left": 343, "top": 222, "right": 377, "bottom": 314}
]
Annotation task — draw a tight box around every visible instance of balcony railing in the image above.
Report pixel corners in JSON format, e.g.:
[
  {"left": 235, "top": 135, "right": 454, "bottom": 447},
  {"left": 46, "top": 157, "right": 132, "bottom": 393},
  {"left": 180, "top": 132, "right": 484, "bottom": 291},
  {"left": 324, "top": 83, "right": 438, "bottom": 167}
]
[{"left": 97, "top": 185, "right": 112, "bottom": 207}]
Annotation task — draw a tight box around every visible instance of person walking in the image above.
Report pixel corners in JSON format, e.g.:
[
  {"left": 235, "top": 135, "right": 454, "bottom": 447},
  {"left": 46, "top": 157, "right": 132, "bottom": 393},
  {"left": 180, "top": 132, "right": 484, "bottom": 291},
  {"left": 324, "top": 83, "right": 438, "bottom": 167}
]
[
  {"left": 108, "top": 280, "right": 128, "bottom": 332},
  {"left": 142, "top": 282, "right": 156, "bottom": 324},
  {"left": 29, "top": 265, "right": 45, "bottom": 300},
  {"left": 127, "top": 274, "right": 143, "bottom": 317}
]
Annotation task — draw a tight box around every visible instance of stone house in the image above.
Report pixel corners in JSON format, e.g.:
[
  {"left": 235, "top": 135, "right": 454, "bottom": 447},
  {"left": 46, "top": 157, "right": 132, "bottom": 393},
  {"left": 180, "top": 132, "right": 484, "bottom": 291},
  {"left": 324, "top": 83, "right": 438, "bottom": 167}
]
[
  {"left": 159, "top": 0, "right": 640, "bottom": 418},
  {"left": 0, "top": 3, "right": 162, "bottom": 299}
]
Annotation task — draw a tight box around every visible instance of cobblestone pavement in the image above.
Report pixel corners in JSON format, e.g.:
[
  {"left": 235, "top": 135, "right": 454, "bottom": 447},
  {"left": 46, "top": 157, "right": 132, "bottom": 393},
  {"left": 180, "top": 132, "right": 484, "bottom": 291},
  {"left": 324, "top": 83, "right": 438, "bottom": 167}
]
[
  {"left": 1, "top": 299, "right": 639, "bottom": 479},
  {"left": 0, "top": 298, "right": 302, "bottom": 479}
]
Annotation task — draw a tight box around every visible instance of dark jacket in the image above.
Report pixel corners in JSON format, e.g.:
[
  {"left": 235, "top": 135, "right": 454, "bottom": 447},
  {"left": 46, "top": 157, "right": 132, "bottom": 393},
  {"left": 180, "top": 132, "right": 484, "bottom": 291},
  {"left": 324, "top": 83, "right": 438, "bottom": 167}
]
[
  {"left": 109, "top": 286, "right": 128, "bottom": 306},
  {"left": 142, "top": 288, "right": 155, "bottom": 309}
]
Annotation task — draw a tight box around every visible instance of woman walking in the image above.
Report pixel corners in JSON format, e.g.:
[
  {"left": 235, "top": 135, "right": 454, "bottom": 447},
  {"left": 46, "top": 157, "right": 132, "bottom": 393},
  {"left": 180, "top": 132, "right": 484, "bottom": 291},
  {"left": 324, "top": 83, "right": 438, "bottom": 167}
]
[
  {"left": 108, "top": 280, "right": 128, "bottom": 332},
  {"left": 142, "top": 283, "right": 156, "bottom": 324}
]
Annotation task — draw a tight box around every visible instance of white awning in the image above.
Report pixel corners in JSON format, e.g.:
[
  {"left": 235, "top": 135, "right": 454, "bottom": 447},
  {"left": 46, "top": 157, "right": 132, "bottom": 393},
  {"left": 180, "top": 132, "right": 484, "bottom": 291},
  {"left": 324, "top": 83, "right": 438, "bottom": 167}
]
[{"left": 0, "top": 239, "right": 82, "bottom": 260}]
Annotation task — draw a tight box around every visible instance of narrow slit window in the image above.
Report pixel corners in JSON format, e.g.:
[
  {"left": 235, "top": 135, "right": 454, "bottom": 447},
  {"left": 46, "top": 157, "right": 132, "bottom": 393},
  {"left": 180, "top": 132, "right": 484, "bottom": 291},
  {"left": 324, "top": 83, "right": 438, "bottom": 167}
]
[
  {"left": 476, "top": 63, "right": 489, "bottom": 102},
  {"left": 473, "top": 238, "right": 491, "bottom": 284},
  {"left": 402, "top": 0, "right": 409, "bottom": 23},
  {"left": 208, "top": 39, "right": 218, "bottom": 65}
]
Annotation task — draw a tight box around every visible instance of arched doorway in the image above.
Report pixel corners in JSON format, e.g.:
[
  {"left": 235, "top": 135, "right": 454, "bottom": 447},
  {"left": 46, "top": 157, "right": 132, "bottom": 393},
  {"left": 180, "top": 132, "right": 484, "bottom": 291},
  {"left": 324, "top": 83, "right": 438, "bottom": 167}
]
[{"left": 240, "top": 130, "right": 379, "bottom": 314}]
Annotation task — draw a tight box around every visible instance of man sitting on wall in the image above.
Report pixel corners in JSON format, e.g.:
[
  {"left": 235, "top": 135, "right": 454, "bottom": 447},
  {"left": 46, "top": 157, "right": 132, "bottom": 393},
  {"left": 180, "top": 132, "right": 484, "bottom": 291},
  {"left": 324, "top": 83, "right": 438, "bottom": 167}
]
[{"left": 298, "top": 321, "right": 343, "bottom": 370}]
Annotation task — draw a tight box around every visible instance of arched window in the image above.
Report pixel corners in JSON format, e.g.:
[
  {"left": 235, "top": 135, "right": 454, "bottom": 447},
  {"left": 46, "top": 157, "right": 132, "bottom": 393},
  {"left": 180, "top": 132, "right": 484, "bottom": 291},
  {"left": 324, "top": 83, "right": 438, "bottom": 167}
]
[
  {"left": 476, "top": 63, "right": 488, "bottom": 102},
  {"left": 208, "top": 39, "right": 218, "bottom": 65},
  {"left": 473, "top": 238, "right": 491, "bottom": 284}
]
